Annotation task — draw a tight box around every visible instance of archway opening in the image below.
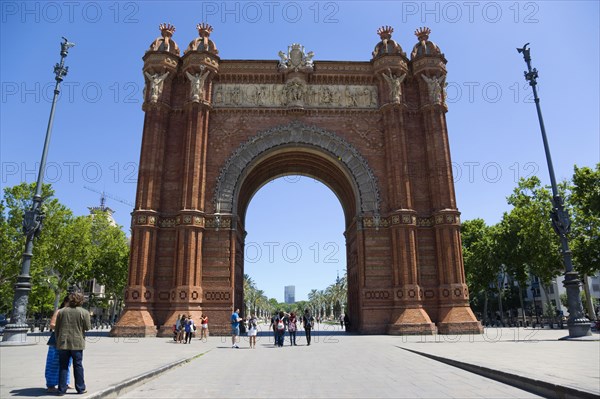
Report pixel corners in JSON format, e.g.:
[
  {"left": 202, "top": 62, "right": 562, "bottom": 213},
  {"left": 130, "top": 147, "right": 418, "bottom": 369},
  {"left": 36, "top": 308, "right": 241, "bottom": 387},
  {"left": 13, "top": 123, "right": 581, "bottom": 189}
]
[
  {"left": 243, "top": 176, "right": 348, "bottom": 328},
  {"left": 232, "top": 146, "right": 361, "bottom": 333}
]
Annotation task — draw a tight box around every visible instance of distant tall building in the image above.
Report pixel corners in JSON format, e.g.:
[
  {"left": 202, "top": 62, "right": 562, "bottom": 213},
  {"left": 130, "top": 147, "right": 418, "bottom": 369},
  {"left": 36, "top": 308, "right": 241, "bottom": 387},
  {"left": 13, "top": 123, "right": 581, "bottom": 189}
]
[{"left": 284, "top": 286, "right": 295, "bottom": 304}]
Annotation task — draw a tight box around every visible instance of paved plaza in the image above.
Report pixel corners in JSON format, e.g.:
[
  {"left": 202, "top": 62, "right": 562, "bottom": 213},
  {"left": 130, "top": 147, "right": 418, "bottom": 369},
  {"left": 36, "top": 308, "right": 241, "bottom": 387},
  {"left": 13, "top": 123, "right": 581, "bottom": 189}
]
[{"left": 1, "top": 326, "right": 598, "bottom": 398}]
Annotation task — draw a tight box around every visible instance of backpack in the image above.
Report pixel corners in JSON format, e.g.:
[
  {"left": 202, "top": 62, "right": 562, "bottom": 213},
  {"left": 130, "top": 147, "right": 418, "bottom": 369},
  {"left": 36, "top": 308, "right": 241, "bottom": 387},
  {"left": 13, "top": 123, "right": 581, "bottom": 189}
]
[
  {"left": 288, "top": 319, "right": 296, "bottom": 332},
  {"left": 305, "top": 316, "right": 312, "bottom": 328},
  {"left": 276, "top": 318, "right": 285, "bottom": 330}
]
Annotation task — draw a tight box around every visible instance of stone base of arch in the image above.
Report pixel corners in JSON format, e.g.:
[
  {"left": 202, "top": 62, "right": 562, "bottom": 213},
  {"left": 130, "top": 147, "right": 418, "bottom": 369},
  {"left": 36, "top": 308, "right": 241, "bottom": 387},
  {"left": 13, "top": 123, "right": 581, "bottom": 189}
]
[
  {"left": 388, "top": 307, "right": 437, "bottom": 335},
  {"left": 436, "top": 306, "right": 484, "bottom": 334},
  {"left": 110, "top": 308, "right": 157, "bottom": 337}
]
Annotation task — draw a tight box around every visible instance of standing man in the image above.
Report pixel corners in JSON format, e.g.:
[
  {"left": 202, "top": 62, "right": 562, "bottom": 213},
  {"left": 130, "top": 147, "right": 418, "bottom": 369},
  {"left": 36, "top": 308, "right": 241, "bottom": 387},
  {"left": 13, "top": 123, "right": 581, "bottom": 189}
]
[
  {"left": 303, "top": 309, "right": 314, "bottom": 346},
  {"left": 54, "top": 291, "right": 91, "bottom": 395},
  {"left": 231, "top": 308, "right": 241, "bottom": 348}
]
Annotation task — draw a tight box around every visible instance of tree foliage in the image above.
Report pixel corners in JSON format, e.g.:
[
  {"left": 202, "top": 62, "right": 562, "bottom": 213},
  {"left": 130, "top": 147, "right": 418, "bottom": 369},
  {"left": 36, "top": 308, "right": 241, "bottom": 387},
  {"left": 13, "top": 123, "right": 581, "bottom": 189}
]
[
  {"left": 569, "top": 164, "right": 600, "bottom": 277},
  {"left": 461, "top": 219, "right": 498, "bottom": 300},
  {"left": 503, "top": 177, "right": 562, "bottom": 286},
  {"left": 89, "top": 210, "right": 130, "bottom": 307},
  {"left": 0, "top": 183, "right": 130, "bottom": 317}
]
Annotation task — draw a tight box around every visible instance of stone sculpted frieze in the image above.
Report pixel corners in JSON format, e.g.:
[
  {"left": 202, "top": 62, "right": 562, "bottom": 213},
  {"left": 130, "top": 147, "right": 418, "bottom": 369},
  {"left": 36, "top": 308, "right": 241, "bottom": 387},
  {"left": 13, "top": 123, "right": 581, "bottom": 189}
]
[{"left": 212, "top": 83, "right": 378, "bottom": 109}]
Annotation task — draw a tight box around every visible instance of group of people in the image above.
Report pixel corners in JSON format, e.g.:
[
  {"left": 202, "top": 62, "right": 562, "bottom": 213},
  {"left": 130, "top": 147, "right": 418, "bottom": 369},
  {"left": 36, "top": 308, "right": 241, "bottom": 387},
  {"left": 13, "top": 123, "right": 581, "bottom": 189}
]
[
  {"left": 173, "top": 314, "right": 209, "bottom": 343},
  {"left": 45, "top": 291, "right": 91, "bottom": 396},
  {"left": 270, "top": 309, "right": 316, "bottom": 347},
  {"left": 230, "top": 308, "right": 316, "bottom": 348}
]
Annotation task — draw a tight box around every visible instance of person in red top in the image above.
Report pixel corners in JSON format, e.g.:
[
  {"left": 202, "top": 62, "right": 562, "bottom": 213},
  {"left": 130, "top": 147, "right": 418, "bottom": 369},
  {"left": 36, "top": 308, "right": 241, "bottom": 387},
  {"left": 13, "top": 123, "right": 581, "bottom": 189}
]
[
  {"left": 288, "top": 312, "right": 298, "bottom": 346},
  {"left": 200, "top": 314, "right": 209, "bottom": 340}
]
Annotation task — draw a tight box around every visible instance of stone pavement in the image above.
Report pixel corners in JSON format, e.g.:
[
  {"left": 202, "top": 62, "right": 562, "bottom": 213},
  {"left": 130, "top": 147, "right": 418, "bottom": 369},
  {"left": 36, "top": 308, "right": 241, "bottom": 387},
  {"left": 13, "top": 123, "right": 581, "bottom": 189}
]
[{"left": 1, "top": 326, "right": 598, "bottom": 398}]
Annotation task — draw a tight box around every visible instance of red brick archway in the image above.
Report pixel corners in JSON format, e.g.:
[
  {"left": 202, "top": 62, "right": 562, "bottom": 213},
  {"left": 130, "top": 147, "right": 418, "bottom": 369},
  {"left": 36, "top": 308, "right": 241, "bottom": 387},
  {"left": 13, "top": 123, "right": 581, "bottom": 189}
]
[{"left": 111, "top": 24, "right": 482, "bottom": 337}]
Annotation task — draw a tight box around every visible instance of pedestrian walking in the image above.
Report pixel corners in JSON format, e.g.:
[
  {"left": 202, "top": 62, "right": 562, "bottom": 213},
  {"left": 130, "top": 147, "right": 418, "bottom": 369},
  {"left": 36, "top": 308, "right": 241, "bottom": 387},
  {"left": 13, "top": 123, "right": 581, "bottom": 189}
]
[
  {"left": 45, "top": 295, "right": 72, "bottom": 393},
  {"left": 288, "top": 312, "right": 298, "bottom": 346},
  {"left": 269, "top": 313, "right": 278, "bottom": 346},
  {"left": 231, "top": 308, "right": 241, "bottom": 348},
  {"left": 275, "top": 311, "right": 287, "bottom": 347},
  {"left": 175, "top": 314, "right": 184, "bottom": 343},
  {"left": 200, "top": 314, "right": 209, "bottom": 340},
  {"left": 54, "top": 291, "right": 91, "bottom": 395},
  {"left": 185, "top": 315, "right": 195, "bottom": 344},
  {"left": 178, "top": 315, "right": 187, "bottom": 343},
  {"left": 247, "top": 314, "right": 258, "bottom": 349},
  {"left": 303, "top": 309, "right": 314, "bottom": 346}
]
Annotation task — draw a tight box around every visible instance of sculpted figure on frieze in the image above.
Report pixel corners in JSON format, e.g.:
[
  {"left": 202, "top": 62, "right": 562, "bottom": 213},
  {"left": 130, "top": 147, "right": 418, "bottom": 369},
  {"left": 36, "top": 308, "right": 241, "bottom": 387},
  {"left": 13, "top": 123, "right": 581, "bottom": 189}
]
[
  {"left": 144, "top": 71, "right": 169, "bottom": 103},
  {"left": 382, "top": 69, "right": 406, "bottom": 103},
  {"left": 185, "top": 65, "right": 210, "bottom": 102},
  {"left": 421, "top": 74, "right": 446, "bottom": 105}
]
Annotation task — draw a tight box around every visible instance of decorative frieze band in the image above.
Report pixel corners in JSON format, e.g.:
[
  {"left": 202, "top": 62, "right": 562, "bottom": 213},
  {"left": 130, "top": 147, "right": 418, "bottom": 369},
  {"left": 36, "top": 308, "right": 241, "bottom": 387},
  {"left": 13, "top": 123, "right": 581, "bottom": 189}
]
[
  {"left": 212, "top": 83, "right": 378, "bottom": 109},
  {"left": 361, "top": 212, "right": 460, "bottom": 228},
  {"left": 132, "top": 213, "right": 232, "bottom": 229}
]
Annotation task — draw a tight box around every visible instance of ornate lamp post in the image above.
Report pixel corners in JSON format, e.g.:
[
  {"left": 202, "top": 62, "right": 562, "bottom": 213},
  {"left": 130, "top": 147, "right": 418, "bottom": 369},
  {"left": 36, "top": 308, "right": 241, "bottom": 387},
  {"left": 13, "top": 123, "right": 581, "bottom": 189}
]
[
  {"left": 517, "top": 43, "right": 591, "bottom": 338},
  {"left": 1, "top": 38, "right": 75, "bottom": 345}
]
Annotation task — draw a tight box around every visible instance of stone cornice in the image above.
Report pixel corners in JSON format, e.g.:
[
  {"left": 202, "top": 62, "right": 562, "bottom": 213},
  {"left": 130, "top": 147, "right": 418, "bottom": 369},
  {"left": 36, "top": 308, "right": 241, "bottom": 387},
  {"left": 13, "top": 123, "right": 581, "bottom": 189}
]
[{"left": 361, "top": 209, "right": 461, "bottom": 229}]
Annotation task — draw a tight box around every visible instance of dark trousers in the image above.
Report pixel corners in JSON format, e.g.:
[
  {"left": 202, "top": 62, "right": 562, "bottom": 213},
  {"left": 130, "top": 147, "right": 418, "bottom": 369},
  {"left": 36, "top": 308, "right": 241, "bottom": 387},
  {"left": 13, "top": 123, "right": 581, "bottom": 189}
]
[
  {"left": 58, "top": 349, "right": 85, "bottom": 393},
  {"left": 276, "top": 330, "right": 285, "bottom": 346},
  {"left": 304, "top": 328, "right": 312, "bottom": 345},
  {"left": 289, "top": 330, "right": 297, "bottom": 345}
]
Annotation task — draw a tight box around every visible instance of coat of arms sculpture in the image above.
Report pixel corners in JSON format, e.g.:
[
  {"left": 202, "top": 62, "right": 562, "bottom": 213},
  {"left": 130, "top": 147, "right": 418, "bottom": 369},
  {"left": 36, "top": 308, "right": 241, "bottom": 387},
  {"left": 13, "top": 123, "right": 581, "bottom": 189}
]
[{"left": 278, "top": 43, "right": 314, "bottom": 72}]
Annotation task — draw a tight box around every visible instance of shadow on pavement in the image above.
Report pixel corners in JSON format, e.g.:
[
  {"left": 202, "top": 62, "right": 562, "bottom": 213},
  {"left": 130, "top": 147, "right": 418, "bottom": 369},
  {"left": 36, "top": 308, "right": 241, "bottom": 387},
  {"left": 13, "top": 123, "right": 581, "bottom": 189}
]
[{"left": 10, "top": 387, "right": 49, "bottom": 397}]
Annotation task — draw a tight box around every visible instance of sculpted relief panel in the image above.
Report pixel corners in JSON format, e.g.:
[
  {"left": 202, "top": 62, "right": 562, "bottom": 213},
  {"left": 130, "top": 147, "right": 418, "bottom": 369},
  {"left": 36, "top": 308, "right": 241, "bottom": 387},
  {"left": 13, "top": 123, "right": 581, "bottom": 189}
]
[{"left": 212, "top": 82, "right": 378, "bottom": 109}]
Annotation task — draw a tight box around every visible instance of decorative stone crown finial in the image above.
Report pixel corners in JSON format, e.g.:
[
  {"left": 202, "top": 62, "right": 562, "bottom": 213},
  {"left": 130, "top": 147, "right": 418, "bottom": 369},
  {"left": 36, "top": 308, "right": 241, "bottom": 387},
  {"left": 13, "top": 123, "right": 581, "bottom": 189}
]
[
  {"left": 414, "top": 27, "right": 431, "bottom": 42},
  {"left": 377, "top": 26, "right": 394, "bottom": 40},
  {"left": 411, "top": 26, "right": 441, "bottom": 59},
  {"left": 371, "top": 25, "right": 404, "bottom": 59},
  {"left": 197, "top": 23, "right": 213, "bottom": 37},
  {"left": 159, "top": 23, "right": 176, "bottom": 38},
  {"left": 185, "top": 22, "right": 219, "bottom": 55},
  {"left": 147, "top": 22, "right": 180, "bottom": 55}
]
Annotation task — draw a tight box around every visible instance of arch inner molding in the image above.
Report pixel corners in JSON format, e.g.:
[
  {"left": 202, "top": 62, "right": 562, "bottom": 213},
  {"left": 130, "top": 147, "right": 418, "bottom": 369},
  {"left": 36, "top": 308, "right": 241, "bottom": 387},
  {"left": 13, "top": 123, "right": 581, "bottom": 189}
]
[{"left": 214, "top": 121, "right": 381, "bottom": 218}]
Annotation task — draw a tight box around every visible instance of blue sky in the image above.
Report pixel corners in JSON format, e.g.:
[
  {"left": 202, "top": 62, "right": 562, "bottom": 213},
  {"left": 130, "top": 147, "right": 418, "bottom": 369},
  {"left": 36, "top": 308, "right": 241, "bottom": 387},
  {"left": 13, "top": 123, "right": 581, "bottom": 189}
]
[{"left": 1, "top": 1, "right": 598, "bottom": 302}]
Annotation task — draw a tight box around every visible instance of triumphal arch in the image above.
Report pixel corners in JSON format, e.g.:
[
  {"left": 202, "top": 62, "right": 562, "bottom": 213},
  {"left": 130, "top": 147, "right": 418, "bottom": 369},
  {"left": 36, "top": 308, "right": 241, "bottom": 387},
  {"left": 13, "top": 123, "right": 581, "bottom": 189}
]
[{"left": 111, "top": 23, "right": 483, "bottom": 336}]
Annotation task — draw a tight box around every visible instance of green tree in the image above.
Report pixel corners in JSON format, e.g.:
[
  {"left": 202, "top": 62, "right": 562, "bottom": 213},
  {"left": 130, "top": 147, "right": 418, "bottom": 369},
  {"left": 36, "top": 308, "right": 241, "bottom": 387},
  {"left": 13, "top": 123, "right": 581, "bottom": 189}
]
[
  {"left": 0, "top": 199, "right": 22, "bottom": 315},
  {"left": 1, "top": 183, "right": 94, "bottom": 316},
  {"left": 505, "top": 177, "right": 562, "bottom": 308},
  {"left": 569, "top": 164, "right": 600, "bottom": 318},
  {"left": 461, "top": 219, "right": 499, "bottom": 324},
  {"left": 89, "top": 210, "right": 130, "bottom": 320}
]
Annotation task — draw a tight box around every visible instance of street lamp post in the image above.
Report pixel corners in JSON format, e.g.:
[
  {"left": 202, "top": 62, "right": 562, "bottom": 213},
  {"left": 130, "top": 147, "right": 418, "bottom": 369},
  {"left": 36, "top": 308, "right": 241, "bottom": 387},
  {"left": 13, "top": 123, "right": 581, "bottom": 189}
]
[
  {"left": 1, "top": 38, "right": 75, "bottom": 346},
  {"left": 517, "top": 43, "right": 591, "bottom": 338}
]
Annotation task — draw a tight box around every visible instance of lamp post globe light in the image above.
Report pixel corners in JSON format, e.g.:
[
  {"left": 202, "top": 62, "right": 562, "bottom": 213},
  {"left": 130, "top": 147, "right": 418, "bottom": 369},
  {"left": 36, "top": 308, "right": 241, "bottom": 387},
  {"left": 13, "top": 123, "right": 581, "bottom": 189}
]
[
  {"left": 1, "top": 38, "right": 75, "bottom": 346},
  {"left": 516, "top": 44, "right": 591, "bottom": 338}
]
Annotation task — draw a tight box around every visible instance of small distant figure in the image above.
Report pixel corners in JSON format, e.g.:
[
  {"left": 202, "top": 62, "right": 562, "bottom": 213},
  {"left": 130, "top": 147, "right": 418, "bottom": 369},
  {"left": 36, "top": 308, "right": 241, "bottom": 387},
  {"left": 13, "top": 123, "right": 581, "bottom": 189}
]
[
  {"left": 275, "top": 311, "right": 287, "bottom": 347},
  {"left": 344, "top": 314, "right": 350, "bottom": 331},
  {"left": 178, "top": 315, "right": 187, "bottom": 343},
  {"left": 200, "top": 314, "right": 209, "bottom": 340},
  {"left": 231, "top": 308, "right": 241, "bottom": 348},
  {"left": 247, "top": 314, "right": 258, "bottom": 349},
  {"left": 54, "top": 291, "right": 91, "bottom": 395},
  {"left": 269, "top": 313, "right": 278, "bottom": 346},
  {"left": 303, "top": 309, "right": 314, "bottom": 346},
  {"left": 175, "top": 314, "right": 184, "bottom": 343},
  {"left": 288, "top": 312, "right": 298, "bottom": 346},
  {"left": 340, "top": 315, "right": 344, "bottom": 329},
  {"left": 184, "top": 315, "right": 195, "bottom": 344}
]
